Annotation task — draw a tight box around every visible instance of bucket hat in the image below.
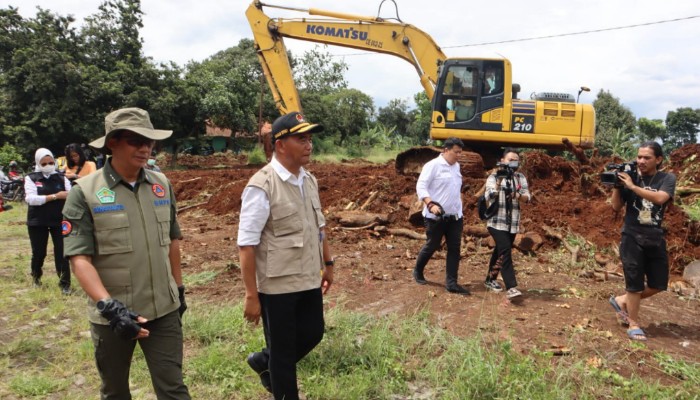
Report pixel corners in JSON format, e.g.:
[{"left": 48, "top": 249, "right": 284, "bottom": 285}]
[{"left": 89, "top": 107, "right": 172, "bottom": 152}]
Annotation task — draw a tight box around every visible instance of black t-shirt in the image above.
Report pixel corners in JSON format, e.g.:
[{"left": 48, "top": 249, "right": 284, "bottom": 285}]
[{"left": 621, "top": 171, "right": 676, "bottom": 234}]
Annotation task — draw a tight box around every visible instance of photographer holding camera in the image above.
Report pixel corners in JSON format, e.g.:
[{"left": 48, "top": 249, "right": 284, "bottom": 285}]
[
  {"left": 608, "top": 141, "right": 676, "bottom": 341},
  {"left": 483, "top": 148, "right": 530, "bottom": 299}
]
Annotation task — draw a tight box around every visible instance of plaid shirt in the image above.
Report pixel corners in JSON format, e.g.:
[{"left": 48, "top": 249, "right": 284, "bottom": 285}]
[{"left": 484, "top": 171, "right": 530, "bottom": 233}]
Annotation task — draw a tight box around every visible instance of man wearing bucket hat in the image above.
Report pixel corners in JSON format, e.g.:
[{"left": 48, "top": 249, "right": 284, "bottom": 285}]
[
  {"left": 62, "top": 107, "right": 190, "bottom": 399},
  {"left": 238, "top": 111, "right": 335, "bottom": 399}
]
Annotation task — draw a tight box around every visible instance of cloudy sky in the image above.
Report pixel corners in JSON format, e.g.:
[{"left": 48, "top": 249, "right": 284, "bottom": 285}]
[{"left": 4, "top": 0, "right": 699, "bottom": 120}]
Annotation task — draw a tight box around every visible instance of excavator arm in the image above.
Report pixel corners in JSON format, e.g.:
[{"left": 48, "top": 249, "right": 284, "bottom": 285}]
[{"left": 246, "top": 0, "right": 447, "bottom": 114}]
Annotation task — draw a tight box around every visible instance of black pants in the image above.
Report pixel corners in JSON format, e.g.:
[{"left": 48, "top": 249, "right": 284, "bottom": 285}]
[
  {"left": 487, "top": 227, "right": 517, "bottom": 290},
  {"left": 91, "top": 311, "right": 190, "bottom": 400},
  {"left": 27, "top": 225, "right": 70, "bottom": 288},
  {"left": 259, "top": 288, "right": 325, "bottom": 400},
  {"left": 414, "top": 217, "right": 463, "bottom": 286}
]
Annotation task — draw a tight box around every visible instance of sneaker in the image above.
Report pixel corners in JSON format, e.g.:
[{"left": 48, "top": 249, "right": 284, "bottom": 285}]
[
  {"left": 446, "top": 284, "right": 471, "bottom": 295},
  {"left": 32, "top": 277, "right": 42, "bottom": 288},
  {"left": 484, "top": 280, "right": 503, "bottom": 292},
  {"left": 246, "top": 352, "right": 272, "bottom": 393},
  {"left": 506, "top": 288, "right": 522, "bottom": 299},
  {"left": 412, "top": 269, "right": 427, "bottom": 285},
  {"left": 60, "top": 286, "right": 72, "bottom": 296}
]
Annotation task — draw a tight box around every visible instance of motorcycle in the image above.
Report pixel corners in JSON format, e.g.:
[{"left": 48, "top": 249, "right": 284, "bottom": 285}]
[{"left": 1, "top": 176, "right": 25, "bottom": 202}]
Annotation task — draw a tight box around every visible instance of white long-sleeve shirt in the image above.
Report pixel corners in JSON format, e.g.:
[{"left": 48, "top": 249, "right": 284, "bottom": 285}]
[
  {"left": 416, "top": 154, "right": 463, "bottom": 219},
  {"left": 24, "top": 173, "right": 71, "bottom": 206}
]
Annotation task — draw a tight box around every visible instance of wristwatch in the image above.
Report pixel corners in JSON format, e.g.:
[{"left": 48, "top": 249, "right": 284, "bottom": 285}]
[
  {"left": 96, "top": 298, "right": 112, "bottom": 313},
  {"left": 324, "top": 259, "right": 335, "bottom": 267}
]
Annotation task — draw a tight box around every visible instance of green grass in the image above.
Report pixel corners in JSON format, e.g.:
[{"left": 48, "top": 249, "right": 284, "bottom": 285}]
[
  {"left": 682, "top": 198, "right": 700, "bottom": 221},
  {"left": 1, "top": 205, "right": 698, "bottom": 399}
]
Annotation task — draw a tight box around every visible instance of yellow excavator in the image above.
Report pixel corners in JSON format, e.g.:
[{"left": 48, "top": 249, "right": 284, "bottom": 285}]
[{"left": 246, "top": 1, "right": 595, "bottom": 175}]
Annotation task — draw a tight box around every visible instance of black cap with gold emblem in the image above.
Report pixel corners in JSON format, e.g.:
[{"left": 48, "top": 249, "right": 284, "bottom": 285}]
[{"left": 270, "top": 112, "right": 324, "bottom": 143}]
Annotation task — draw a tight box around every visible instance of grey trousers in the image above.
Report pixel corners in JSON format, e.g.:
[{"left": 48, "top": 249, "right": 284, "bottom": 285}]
[{"left": 90, "top": 310, "right": 190, "bottom": 400}]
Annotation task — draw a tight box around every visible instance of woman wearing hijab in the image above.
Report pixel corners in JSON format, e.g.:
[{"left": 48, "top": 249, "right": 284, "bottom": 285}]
[
  {"left": 24, "top": 148, "right": 72, "bottom": 293},
  {"left": 64, "top": 143, "right": 97, "bottom": 184}
]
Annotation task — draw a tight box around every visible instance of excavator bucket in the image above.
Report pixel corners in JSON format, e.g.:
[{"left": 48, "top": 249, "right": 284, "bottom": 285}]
[{"left": 395, "top": 146, "right": 485, "bottom": 178}]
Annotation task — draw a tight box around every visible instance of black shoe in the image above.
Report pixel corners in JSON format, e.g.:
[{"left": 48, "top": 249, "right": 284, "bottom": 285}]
[
  {"left": 446, "top": 284, "right": 471, "bottom": 295},
  {"left": 2, "top": 204, "right": 12, "bottom": 211},
  {"left": 60, "top": 286, "right": 72, "bottom": 295},
  {"left": 413, "top": 269, "right": 427, "bottom": 285},
  {"left": 32, "top": 277, "right": 41, "bottom": 288},
  {"left": 246, "top": 352, "right": 272, "bottom": 393}
]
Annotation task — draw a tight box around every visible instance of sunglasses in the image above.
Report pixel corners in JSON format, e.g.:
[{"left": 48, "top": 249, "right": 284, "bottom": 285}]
[
  {"left": 40, "top": 162, "right": 55, "bottom": 167},
  {"left": 119, "top": 134, "right": 155, "bottom": 148}
]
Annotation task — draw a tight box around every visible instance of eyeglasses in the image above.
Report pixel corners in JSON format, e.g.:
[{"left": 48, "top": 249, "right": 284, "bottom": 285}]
[
  {"left": 119, "top": 134, "right": 155, "bottom": 148},
  {"left": 40, "top": 162, "right": 55, "bottom": 167}
]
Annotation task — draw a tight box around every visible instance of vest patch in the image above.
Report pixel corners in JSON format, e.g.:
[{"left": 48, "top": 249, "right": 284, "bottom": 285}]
[
  {"left": 154, "top": 199, "right": 170, "bottom": 207},
  {"left": 96, "top": 187, "right": 116, "bottom": 204},
  {"left": 152, "top": 183, "right": 165, "bottom": 198},
  {"left": 62, "top": 220, "right": 72, "bottom": 236},
  {"left": 93, "top": 204, "right": 125, "bottom": 213}
]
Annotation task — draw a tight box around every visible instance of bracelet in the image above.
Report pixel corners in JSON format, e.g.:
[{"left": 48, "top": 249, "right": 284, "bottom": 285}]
[{"left": 324, "top": 259, "right": 334, "bottom": 267}]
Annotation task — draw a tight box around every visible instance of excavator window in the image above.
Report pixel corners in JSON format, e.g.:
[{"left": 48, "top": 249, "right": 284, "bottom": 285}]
[{"left": 443, "top": 65, "right": 477, "bottom": 121}]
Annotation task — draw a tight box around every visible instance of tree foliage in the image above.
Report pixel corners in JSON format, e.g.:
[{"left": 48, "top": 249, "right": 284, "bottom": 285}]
[
  {"left": 663, "top": 107, "right": 700, "bottom": 153},
  {"left": 592, "top": 90, "right": 637, "bottom": 156},
  {"left": 637, "top": 117, "right": 665, "bottom": 142}
]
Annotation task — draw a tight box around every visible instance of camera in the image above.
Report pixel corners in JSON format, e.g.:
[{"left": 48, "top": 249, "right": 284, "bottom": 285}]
[
  {"left": 495, "top": 161, "right": 518, "bottom": 179},
  {"left": 600, "top": 161, "right": 637, "bottom": 187}
]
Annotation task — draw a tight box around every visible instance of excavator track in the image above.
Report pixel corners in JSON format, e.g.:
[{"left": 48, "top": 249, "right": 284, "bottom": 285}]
[{"left": 395, "top": 146, "right": 485, "bottom": 178}]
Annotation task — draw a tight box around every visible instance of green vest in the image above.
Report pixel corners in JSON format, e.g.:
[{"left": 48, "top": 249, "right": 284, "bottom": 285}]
[
  {"left": 71, "top": 166, "right": 179, "bottom": 324},
  {"left": 247, "top": 164, "right": 325, "bottom": 294}
]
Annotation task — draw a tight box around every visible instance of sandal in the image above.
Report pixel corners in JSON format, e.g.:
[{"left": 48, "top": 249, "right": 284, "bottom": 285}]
[
  {"left": 627, "top": 327, "right": 647, "bottom": 341},
  {"left": 608, "top": 295, "right": 630, "bottom": 326}
]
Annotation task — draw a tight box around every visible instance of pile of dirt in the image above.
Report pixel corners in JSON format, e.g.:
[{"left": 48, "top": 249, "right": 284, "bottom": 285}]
[
  {"left": 167, "top": 143, "right": 700, "bottom": 272},
  {"left": 162, "top": 152, "right": 248, "bottom": 169}
]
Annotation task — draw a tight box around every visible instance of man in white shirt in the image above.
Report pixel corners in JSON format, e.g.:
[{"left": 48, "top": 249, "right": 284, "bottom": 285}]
[
  {"left": 413, "top": 137, "right": 470, "bottom": 295},
  {"left": 237, "top": 112, "right": 334, "bottom": 399}
]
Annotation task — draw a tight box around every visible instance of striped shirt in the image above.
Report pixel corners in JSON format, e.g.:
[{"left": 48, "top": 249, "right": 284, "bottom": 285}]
[{"left": 484, "top": 171, "right": 530, "bottom": 233}]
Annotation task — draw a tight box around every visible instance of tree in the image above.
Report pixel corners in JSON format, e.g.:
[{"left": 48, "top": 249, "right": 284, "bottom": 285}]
[
  {"left": 377, "top": 98, "right": 411, "bottom": 136},
  {"left": 0, "top": 7, "right": 85, "bottom": 157},
  {"left": 184, "top": 39, "right": 275, "bottom": 139},
  {"left": 294, "top": 46, "right": 348, "bottom": 95},
  {"left": 592, "top": 90, "right": 636, "bottom": 156},
  {"left": 320, "top": 89, "right": 374, "bottom": 145},
  {"left": 663, "top": 107, "right": 700, "bottom": 152},
  {"left": 406, "top": 91, "right": 432, "bottom": 144},
  {"left": 637, "top": 117, "right": 665, "bottom": 142}
]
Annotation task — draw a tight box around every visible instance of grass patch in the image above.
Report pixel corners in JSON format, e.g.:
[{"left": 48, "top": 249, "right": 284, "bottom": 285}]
[
  {"left": 1, "top": 204, "right": 698, "bottom": 399},
  {"left": 682, "top": 198, "right": 700, "bottom": 221},
  {"left": 184, "top": 270, "right": 219, "bottom": 287}
]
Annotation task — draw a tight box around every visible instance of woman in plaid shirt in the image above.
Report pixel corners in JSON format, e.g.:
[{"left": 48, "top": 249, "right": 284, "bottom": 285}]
[{"left": 483, "top": 148, "right": 531, "bottom": 299}]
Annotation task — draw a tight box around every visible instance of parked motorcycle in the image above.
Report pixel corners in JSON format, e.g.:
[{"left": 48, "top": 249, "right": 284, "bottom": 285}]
[{"left": 1, "top": 176, "right": 25, "bottom": 202}]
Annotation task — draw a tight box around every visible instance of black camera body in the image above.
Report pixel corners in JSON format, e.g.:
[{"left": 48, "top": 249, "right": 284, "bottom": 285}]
[
  {"left": 495, "top": 161, "right": 517, "bottom": 179},
  {"left": 600, "top": 161, "right": 637, "bottom": 187}
]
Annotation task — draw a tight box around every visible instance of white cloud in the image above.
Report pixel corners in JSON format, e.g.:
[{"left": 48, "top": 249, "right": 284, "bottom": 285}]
[{"left": 5, "top": 0, "right": 700, "bottom": 119}]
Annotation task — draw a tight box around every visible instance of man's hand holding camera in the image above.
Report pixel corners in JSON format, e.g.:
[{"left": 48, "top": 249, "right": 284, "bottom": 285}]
[{"left": 614, "top": 172, "right": 636, "bottom": 191}]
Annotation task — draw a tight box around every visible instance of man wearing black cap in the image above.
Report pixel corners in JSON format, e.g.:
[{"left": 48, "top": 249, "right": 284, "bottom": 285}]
[
  {"left": 63, "top": 107, "right": 190, "bottom": 399},
  {"left": 238, "top": 111, "right": 335, "bottom": 399}
]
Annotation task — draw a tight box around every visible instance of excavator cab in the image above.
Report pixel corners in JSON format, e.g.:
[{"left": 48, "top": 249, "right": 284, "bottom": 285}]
[{"left": 433, "top": 59, "right": 506, "bottom": 133}]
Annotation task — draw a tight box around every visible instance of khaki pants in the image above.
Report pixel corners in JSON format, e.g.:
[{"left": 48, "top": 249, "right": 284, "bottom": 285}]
[{"left": 90, "top": 310, "right": 190, "bottom": 400}]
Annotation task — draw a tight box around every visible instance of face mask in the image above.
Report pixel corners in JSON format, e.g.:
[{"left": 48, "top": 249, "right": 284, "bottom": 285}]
[
  {"left": 147, "top": 159, "right": 156, "bottom": 166},
  {"left": 40, "top": 164, "right": 55, "bottom": 174},
  {"left": 507, "top": 160, "right": 519, "bottom": 170}
]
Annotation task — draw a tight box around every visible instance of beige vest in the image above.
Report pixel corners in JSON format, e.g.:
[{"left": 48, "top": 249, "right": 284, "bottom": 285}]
[
  {"left": 247, "top": 164, "right": 325, "bottom": 294},
  {"left": 78, "top": 169, "right": 179, "bottom": 324}
]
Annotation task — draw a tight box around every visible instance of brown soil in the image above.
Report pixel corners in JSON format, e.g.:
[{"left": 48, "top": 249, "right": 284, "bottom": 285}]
[{"left": 167, "top": 145, "right": 700, "bottom": 385}]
